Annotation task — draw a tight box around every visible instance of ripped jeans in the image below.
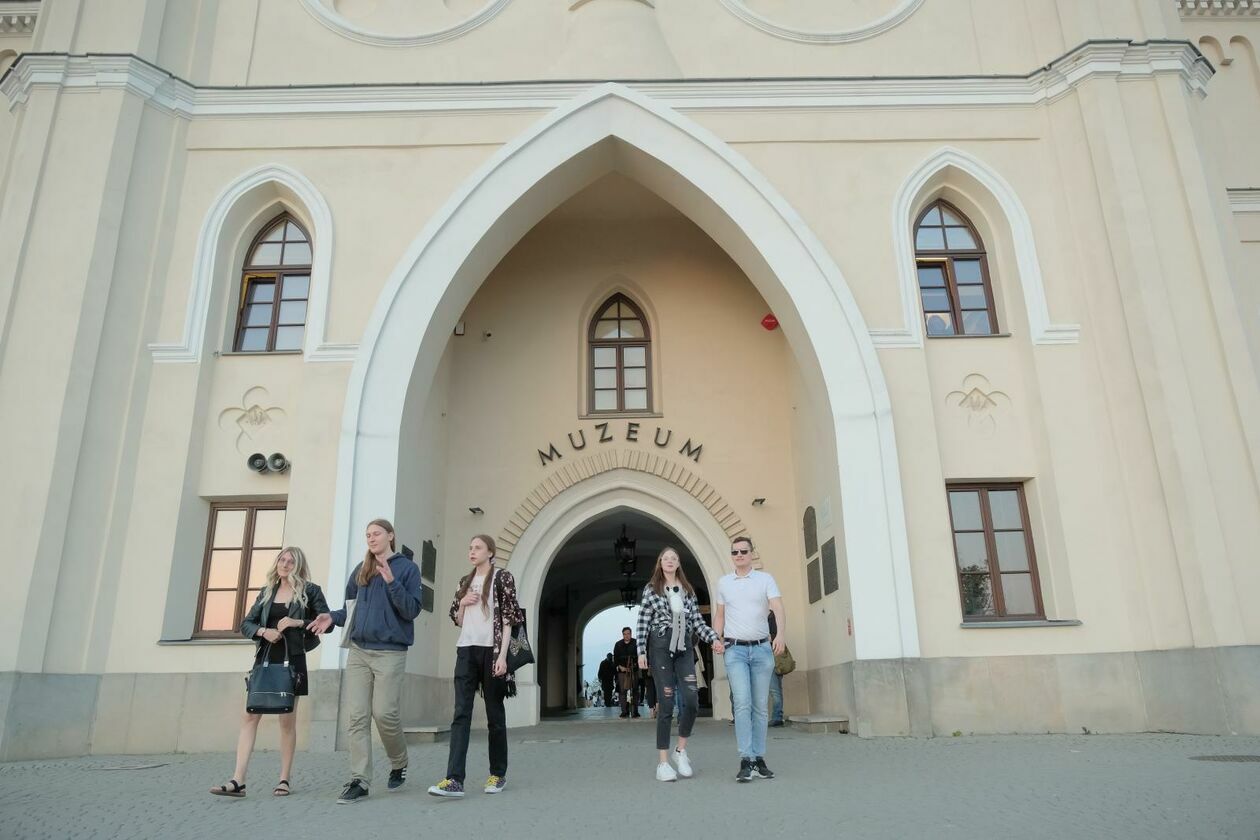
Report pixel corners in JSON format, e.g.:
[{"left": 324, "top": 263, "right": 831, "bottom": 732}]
[{"left": 647, "top": 625, "right": 699, "bottom": 750}]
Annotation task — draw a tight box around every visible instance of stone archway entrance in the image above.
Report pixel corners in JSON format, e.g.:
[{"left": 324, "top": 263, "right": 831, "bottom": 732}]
[
  {"left": 537, "top": 509, "right": 711, "bottom": 719},
  {"left": 324, "top": 82, "right": 921, "bottom": 734},
  {"left": 495, "top": 467, "right": 735, "bottom": 728}
]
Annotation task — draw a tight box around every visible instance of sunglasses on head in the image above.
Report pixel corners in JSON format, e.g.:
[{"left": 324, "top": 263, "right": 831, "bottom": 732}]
[{"left": 730, "top": 548, "right": 751, "bottom": 556}]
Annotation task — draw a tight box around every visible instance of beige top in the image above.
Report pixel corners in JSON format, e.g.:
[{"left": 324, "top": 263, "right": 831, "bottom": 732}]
[{"left": 457, "top": 571, "right": 495, "bottom": 648}]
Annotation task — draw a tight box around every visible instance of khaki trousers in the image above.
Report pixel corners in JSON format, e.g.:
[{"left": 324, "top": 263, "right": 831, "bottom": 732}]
[{"left": 345, "top": 644, "right": 408, "bottom": 785}]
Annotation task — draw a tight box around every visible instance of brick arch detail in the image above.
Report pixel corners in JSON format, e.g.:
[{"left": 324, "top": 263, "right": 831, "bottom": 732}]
[{"left": 496, "top": 449, "right": 746, "bottom": 562}]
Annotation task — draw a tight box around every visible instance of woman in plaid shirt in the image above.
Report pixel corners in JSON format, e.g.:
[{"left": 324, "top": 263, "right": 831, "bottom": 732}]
[{"left": 636, "top": 547, "right": 725, "bottom": 781}]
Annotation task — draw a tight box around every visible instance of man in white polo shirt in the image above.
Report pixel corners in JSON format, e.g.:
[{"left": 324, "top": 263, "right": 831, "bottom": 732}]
[{"left": 713, "top": 535, "right": 785, "bottom": 782}]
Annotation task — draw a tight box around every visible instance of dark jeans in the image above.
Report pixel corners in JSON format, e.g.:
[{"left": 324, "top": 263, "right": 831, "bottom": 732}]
[
  {"left": 648, "top": 627, "right": 699, "bottom": 750},
  {"left": 446, "top": 645, "right": 507, "bottom": 784},
  {"left": 600, "top": 681, "right": 613, "bottom": 707}
]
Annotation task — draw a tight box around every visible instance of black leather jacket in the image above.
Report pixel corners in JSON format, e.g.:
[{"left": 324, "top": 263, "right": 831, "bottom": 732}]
[{"left": 239, "top": 582, "right": 329, "bottom": 662}]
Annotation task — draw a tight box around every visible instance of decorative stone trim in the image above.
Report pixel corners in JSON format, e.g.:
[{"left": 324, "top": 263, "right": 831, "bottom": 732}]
[
  {"left": 0, "top": 41, "right": 1213, "bottom": 117},
  {"left": 496, "top": 449, "right": 747, "bottom": 562},
  {"left": 1228, "top": 188, "right": 1260, "bottom": 212},
  {"left": 0, "top": 2, "right": 37, "bottom": 36},
  {"left": 718, "top": 0, "right": 924, "bottom": 45},
  {"left": 147, "top": 163, "right": 346, "bottom": 364},
  {"left": 1176, "top": 0, "right": 1260, "bottom": 15},
  {"left": 886, "top": 146, "right": 1081, "bottom": 347},
  {"left": 296, "top": 0, "right": 513, "bottom": 48}
]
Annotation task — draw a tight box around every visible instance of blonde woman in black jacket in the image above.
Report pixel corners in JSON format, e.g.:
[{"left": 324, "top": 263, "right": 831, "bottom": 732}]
[{"left": 210, "top": 546, "right": 328, "bottom": 799}]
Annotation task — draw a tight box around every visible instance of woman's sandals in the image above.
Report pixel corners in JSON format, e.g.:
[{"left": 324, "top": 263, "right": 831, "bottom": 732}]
[
  {"left": 210, "top": 780, "right": 246, "bottom": 798},
  {"left": 273, "top": 780, "right": 291, "bottom": 797}
]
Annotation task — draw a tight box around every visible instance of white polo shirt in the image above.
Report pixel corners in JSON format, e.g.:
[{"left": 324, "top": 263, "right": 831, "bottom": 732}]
[{"left": 716, "top": 569, "right": 781, "bottom": 641}]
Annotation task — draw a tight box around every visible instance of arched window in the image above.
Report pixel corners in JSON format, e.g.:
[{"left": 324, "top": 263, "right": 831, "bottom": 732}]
[
  {"left": 233, "top": 214, "right": 312, "bottom": 352},
  {"left": 588, "top": 293, "right": 651, "bottom": 413},
  {"left": 913, "top": 200, "right": 998, "bottom": 337}
]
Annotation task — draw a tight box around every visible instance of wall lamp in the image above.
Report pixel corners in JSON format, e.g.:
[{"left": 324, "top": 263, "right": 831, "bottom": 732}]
[{"left": 468, "top": 506, "right": 484, "bottom": 515}]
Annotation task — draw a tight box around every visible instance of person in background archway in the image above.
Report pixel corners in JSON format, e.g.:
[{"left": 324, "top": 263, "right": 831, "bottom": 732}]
[
  {"left": 714, "top": 536, "right": 785, "bottom": 783},
  {"left": 768, "top": 611, "right": 784, "bottom": 727},
  {"left": 598, "top": 653, "right": 616, "bottom": 708},
  {"left": 429, "top": 534, "right": 523, "bottom": 799},
  {"left": 613, "top": 627, "right": 640, "bottom": 718},
  {"left": 307, "top": 518, "right": 423, "bottom": 804},
  {"left": 636, "top": 546, "right": 725, "bottom": 781}
]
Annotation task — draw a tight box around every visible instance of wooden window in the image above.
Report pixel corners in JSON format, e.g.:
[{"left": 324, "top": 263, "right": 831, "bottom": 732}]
[
  {"left": 233, "top": 214, "right": 312, "bottom": 353},
  {"left": 195, "top": 502, "right": 287, "bottom": 637},
  {"left": 588, "top": 293, "right": 652, "bottom": 414},
  {"left": 946, "top": 483, "right": 1044, "bottom": 620},
  {"left": 914, "top": 200, "right": 998, "bottom": 337}
]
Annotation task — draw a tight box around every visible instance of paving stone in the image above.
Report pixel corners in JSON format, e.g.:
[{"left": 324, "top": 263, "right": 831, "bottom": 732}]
[{"left": 1, "top": 720, "right": 1258, "bottom": 839}]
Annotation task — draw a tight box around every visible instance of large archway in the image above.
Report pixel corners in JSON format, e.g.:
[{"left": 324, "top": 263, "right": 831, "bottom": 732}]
[
  {"left": 321, "top": 83, "right": 919, "bottom": 683},
  {"left": 537, "top": 508, "right": 711, "bottom": 719},
  {"left": 495, "top": 469, "right": 733, "bottom": 727}
]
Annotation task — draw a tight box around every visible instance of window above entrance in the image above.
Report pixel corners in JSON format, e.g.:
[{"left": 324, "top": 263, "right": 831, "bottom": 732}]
[{"left": 588, "top": 293, "right": 653, "bottom": 414}]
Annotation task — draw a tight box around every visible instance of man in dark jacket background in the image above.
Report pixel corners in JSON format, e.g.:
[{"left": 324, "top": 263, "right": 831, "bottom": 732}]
[
  {"left": 613, "top": 627, "right": 640, "bottom": 718},
  {"left": 598, "top": 653, "right": 616, "bottom": 708}
]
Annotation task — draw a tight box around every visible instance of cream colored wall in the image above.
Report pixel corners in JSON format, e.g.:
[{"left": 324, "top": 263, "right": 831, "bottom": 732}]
[
  {"left": 428, "top": 179, "right": 807, "bottom": 676},
  {"left": 21, "top": 0, "right": 1183, "bottom": 87},
  {"left": 2, "top": 1, "right": 1258, "bottom": 711},
  {"left": 1183, "top": 21, "right": 1260, "bottom": 190},
  {"left": 790, "top": 361, "right": 855, "bottom": 672}
]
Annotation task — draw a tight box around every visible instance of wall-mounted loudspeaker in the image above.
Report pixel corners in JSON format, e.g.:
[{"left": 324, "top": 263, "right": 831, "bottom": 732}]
[{"left": 246, "top": 452, "right": 291, "bottom": 474}]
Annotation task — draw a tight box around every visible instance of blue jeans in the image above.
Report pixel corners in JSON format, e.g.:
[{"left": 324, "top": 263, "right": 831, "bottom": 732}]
[
  {"left": 724, "top": 642, "right": 774, "bottom": 759},
  {"left": 768, "top": 671, "right": 783, "bottom": 724}
]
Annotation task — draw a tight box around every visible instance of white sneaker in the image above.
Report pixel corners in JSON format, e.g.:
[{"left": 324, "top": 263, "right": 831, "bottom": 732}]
[
  {"left": 673, "top": 749, "right": 693, "bottom": 778},
  {"left": 655, "top": 761, "right": 678, "bottom": 782}
]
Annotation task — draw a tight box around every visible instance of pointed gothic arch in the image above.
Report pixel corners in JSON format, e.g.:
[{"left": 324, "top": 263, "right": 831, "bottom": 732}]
[{"left": 322, "top": 83, "right": 919, "bottom": 672}]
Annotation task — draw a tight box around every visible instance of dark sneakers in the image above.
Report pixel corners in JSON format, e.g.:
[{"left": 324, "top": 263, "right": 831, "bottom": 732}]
[
  {"left": 736, "top": 758, "right": 754, "bottom": 783},
  {"left": 387, "top": 767, "right": 407, "bottom": 791},
  {"left": 337, "top": 780, "right": 369, "bottom": 804},
  {"left": 753, "top": 757, "right": 775, "bottom": 780}
]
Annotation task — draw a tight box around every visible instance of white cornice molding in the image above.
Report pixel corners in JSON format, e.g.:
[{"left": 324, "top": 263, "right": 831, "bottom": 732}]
[
  {"left": 0, "top": 2, "right": 37, "bottom": 36},
  {"left": 296, "top": 0, "right": 512, "bottom": 48},
  {"left": 718, "top": 0, "right": 925, "bottom": 45},
  {"left": 1176, "top": 0, "right": 1260, "bottom": 16},
  {"left": 1228, "top": 189, "right": 1260, "bottom": 212},
  {"left": 0, "top": 40, "right": 1214, "bottom": 117}
]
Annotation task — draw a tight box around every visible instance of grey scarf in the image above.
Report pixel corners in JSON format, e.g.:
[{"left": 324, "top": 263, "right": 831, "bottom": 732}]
[{"left": 666, "top": 587, "right": 687, "bottom": 653}]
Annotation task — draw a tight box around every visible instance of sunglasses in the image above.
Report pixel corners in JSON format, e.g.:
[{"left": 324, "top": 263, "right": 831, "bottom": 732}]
[{"left": 730, "top": 548, "right": 752, "bottom": 556}]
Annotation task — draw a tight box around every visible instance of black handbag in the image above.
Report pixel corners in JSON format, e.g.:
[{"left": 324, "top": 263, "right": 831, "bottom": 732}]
[
  {"left": 246, "top": 638, "right": 296, "bottom": 715},
  {"left": 488, "top": 569, "right": 534, "bottom": 675},
  {"left": 504, "top": 616, "right": 534, "bottom": 674}
]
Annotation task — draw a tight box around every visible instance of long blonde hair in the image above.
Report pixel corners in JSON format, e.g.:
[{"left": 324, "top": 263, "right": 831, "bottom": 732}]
[
  {"left": 357, "top": 518, "right": 397, "bottom": 586},
  {"left": 261, "top": 546, "right": 311, "bottom": 610}
]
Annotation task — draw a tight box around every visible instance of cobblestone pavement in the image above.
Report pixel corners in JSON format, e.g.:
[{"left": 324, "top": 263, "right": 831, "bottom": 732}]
[{"left": 2, "top": 719, "right": 1259, "bottom": 839}]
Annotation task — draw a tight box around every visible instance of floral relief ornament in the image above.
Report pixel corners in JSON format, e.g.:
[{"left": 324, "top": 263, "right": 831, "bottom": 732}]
[
  {"left": 218, "top": 386, "right": 286, "bottom": 454},
  {"left": 945, "top": 373, "right": 1010, "bottom": 439}
]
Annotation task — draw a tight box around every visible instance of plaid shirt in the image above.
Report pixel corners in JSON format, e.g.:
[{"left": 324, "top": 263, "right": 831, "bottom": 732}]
[{"left": 636, "top": 584, "right": 718, "bottom": 657}]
